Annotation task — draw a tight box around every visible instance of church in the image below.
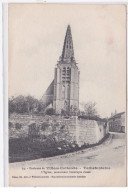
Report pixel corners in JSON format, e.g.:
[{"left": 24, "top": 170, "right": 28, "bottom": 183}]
[{"left": 42, "top": 25, "right": 80, "bottom": 114}]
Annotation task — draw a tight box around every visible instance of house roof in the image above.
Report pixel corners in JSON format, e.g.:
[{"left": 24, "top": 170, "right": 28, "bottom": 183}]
[
  {"left": 108, "top": 112, "right": 125, "bottom": 120},
  {"left": 78, "top": 115, "right": 107, "bottom": 122}
]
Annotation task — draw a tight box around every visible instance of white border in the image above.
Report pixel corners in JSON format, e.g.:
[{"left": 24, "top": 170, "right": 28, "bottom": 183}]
[
  {"left": 0, "top": 2, "right": 4, "bottom": 188},
  {"left": 126, "top": 2, "right": 128, "bottom": 187},
  {"left": 1, "top": 0, "right": 128, "bottom": 3},
  {"left": 3, "top": 3, "right": 8, "bottom": 187},
  {"left": 1, "top": 0, "right": 128, "bottom": 188}
]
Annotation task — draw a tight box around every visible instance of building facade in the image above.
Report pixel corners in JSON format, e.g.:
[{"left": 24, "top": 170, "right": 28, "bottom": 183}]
[
  {"left": 108, "top": 112, "right": 125, "bottom": 133},
  {"left": 42, "top": 25, "right": 80, "bottom": 115}
]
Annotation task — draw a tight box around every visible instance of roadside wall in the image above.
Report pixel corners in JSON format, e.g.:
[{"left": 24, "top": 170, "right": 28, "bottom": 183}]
[
  {"left": 9, "top": 114, "right": 109, "bottom": 147},
  {"left": 66, "top": 118, "right": 109, "bottom": 146}
]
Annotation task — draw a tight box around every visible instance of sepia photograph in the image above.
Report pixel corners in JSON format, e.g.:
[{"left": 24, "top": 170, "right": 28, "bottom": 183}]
[{"left": 8, "top": 4, "right": 126, "bottom": 186}]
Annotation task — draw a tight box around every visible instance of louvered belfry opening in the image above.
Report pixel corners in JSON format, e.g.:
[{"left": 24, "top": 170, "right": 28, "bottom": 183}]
[{"left": 62, "top": 67, "right": 71, "bottom": 84}]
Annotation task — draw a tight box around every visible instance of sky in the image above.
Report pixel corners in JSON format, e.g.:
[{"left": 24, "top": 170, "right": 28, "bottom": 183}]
[{"left": 8, "top": 4, "right": 126, "bottom": 117}]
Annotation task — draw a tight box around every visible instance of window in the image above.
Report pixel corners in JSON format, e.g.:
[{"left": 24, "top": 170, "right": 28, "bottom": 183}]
[{"left": 62, "top": 67, "right": 71, "bottom": 82}]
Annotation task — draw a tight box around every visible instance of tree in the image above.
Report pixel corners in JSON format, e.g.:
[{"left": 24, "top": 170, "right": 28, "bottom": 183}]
[
  {"left": 9, "top": 97, "right": 16, "bottom": 113},
  {"left": 82, "top": 101, "right": 99, "bottom": 117},
  {"left": 11, "top": 95, "right": 25, "bottom": 113},
  {"left": 70, "top": 105, "right": 79, "bottom": 116},
  {"left": 37, "top": 100, "right": 45, "bottom": 113},
  {"left": 9, "top": 95, "right": 46, "bottom": 114}
]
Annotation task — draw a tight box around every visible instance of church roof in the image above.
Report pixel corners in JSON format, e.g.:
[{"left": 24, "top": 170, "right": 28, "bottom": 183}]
[
  {"left": 61, "top": 25, "right": 75, "bottom": 63},
  {"left": 41, "top": 80, "right": 54, "bottom": 107}
]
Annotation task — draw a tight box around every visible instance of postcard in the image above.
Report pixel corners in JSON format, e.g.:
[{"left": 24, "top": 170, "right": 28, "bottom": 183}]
[{"left": 8, "top": 4, "right": 126, "bottom": 186}]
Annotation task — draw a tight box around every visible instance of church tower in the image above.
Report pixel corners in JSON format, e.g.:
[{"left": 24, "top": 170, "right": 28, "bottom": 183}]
[{"left": 53, "top": 25, "right": 80, "bottom": 114}]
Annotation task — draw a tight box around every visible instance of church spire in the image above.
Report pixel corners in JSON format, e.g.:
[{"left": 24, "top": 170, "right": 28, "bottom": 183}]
[{"left": 61, "top": 25, "right": 75, "bottom": 63}]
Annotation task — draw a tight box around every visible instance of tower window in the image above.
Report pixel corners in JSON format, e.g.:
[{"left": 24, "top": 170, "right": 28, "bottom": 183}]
[{"left": 62, "top": 67, "right": 71, "bottom": 82}]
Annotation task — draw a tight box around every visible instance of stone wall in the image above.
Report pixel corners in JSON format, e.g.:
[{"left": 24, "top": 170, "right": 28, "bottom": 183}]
[
  {"left": 27, "top": 117, "right": 109, "bottom": 147},
  {"left": 9, "top": 114, "right": 109, "bottom": 147},
  {"left": 66, "top": 118, "right": 108, "bottom": 147}
]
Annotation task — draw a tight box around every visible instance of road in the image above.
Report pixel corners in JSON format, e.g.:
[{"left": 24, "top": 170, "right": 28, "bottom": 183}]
[
  {"left": 10, "top": 132, "right": 126, "bottom": 168},
  {"left": 9, "top": 132, "right": 126, "bottom": 186}
]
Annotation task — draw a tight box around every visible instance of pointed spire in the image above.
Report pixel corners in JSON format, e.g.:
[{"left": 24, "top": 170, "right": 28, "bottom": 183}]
[{"left": 61, "top": 25, "right": 75, "bottom": 63}]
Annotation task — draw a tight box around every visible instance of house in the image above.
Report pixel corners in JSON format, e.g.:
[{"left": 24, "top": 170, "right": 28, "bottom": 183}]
[{"left": 108, "top": 112, "right": 125, "bottom": 133}]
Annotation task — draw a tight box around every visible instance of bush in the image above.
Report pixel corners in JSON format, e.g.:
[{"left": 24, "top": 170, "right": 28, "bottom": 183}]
[
  {"left": 28, "top": 123, "right": 40, "bottom": 138},
  {"left": 61, "top": 109, "right": 67, "bottom": 116},
  {"left": 15, "top": 123, "right": 22, "bottom": 130},
  {"left": 41, "top": 122, "right": 50, "bottom": 131},
  {"left": 45, "top": 108, "right": 55, "bottom": 115},
  {"left": 29, "top": 123, "right": 36, "bottom": 130},
  {"left": 9, "top": 122, "right": 14, "bottom": 128}
]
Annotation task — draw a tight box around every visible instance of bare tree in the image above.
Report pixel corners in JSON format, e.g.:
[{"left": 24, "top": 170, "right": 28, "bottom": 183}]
[{"left": 81, "top": 101, "right": 99, "bottom": 117}]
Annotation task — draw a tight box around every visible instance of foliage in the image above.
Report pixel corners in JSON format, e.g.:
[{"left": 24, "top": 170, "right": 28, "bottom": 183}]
[
  {"left": 9, "top": 95, "right": 45, "bottom": 114},
  {"left": 45, "top": 108, "right": 55, "bottom": 115},
  {"left": 61, "top": 109, "right": 67, "bottom": 116},
  {"left": 41, "top": 122, "right": 51, "bottom": 130},
  {"left": 81, "top": 101, "right": 99, "bottom": 117},
  {"left": 15, "top": 123, "right": 22, "bottom": 130},
  {"left": 61, "top": 105, "right": 79, "bottom": 116},
  {"left": 9, "top": 122, "right": 14, "bottom": 128},
  {"left": 70, "top": 105, "right": 79, "bottom": 116}
]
